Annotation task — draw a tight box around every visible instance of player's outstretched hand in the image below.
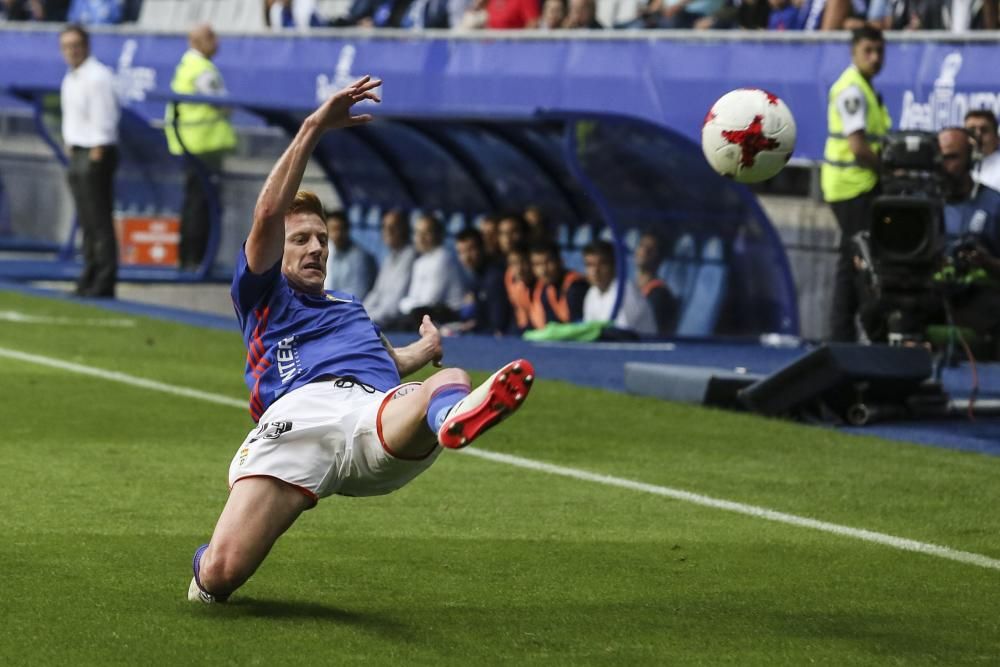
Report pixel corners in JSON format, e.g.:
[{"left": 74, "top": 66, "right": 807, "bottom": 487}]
[
  {"left": 311, "top": 75, "right": 381, "bottom": 131},
  {"left": 419, "top": 314, "right": 444, "bottom": 368}
]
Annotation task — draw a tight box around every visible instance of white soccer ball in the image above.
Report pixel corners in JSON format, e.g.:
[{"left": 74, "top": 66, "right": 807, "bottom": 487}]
[{"left": 701, "top": 88, "right": 797, "bottom": 184}]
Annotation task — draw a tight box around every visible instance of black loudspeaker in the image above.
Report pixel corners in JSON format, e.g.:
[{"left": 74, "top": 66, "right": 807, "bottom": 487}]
[{"left": 737, "top": 344, "right": 934, "bottom": 424}]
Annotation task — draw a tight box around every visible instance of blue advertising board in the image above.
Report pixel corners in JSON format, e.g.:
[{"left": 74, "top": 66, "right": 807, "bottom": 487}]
[{"left": 1, "top": 29, "right": 998, "bottom": 161}]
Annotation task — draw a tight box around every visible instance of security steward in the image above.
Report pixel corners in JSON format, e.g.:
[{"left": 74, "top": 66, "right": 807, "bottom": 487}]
[
  {"left": 821, "top": 25, "right": 891, "bottom": 342},
  {"left": 165, "top": 23, "right": 236, "bottom": 271}
]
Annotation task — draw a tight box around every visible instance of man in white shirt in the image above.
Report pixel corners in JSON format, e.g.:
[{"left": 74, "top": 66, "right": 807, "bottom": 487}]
[
  {"left": 60, "top": 24, "right": 120, "bottom": 298},
  {"left": 966, "top": 109, "right": 1000, "bottom": 193},
  {"left": 364, "top": 209, "right": 416, "bottom": 326},
  {"left": 582, "top": 240, "right": 657, "bottom": 336},
  {"left": 395, "top": 213, "right": 465, "bottom": 327}
]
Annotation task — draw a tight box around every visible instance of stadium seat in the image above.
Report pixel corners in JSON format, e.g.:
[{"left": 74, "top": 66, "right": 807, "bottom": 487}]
[
  {"left": 623, "top": 228, "right": 640, "bottom": 250},
  {"left": 572, "top": 224, "right": 594, "bottom": 248},
  {"left": 365, "top": 205, "right": 382, "bottom": 229},
  {"left": 675, "top": 236, "right": 728, "bottom": 337},
  {"left": 659, "top": 233, "right": 698, "bottom": 304},
  {"left": 447, "top": 212, "right": 466, "bottom": 234},
  {"left": 555, "top": 224, "right": 570, "bottom": 246},
  {"left": 347, "top": 202, "right": 364, "bottom": 227},
  {"left": 563, "top": 248, "right": 585, "bottom": 274}
]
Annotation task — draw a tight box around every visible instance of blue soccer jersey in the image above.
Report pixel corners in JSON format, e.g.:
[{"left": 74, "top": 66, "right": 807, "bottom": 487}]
[{"left": 231, "top": 245, "right": 401, "bottom": 422}]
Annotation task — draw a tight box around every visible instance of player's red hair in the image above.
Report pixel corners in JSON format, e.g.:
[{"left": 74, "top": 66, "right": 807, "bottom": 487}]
[{"left": 287, "top": 191, "right": 324, "bottom": 221}]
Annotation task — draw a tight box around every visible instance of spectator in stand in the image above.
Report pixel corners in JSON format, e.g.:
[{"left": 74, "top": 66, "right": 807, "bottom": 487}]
[
  {"left": 499, "top": 213, "right": 529, "bottom": 323},
  {"left": 639, "top": 0, "right": 726, "bottom": 28},
  {"left": 395, "top": 213, "right": 466, "bottom": 326},
  {"left": 523, "top": 204, "right": 553, "bottom": 244},
  {"left": 529, "top": 241, "right": 588, "bottom": 329},
  {"left": 767, "top": 0, "right": 808, "bottom": 29},
  {"left": 498, "top": 213, "right": 527, "bottom": 256},
  {"left": 453, "top": 228, "right": 511, "bottom": 335},
  {"left": 540, "top": 0, "right": 565, "bottom": 27},
  {"left": 364, "top": 209, "right": 416, "bottom": 327},
  {"left": 484, "top": 0, "right": 539, "bottom": 27},
  {"left": 966, "top": 109, "right": 1000, "bottom": 192},
  {"left": 634, "top": 232, "right": 679, "bottom": 335},
  {"left": 60, "top": 24, "right": 120, "bottom": 298},
  {"left": 68, "top": 0, "right": 122, "bottom": 23},
  {"left": 505, "top": 244, "right": 535, "bottom": 333},
  {"left": 2, "top": 0, "right": 68, "bottom": 20},
  {"left": 582, "top": 240, "right": 656, "bottom": 336},
  {"left": 562, "top": 0, "right": 602, "bottom": 26},
  {"left": 324, "top": 209, "right": 377, "bottom": 298},
  {"left": 267, "top": 0, "right": 325, "bottom": 28},
  {"left": 330, "top": 0, "right": 416, "bottom": 26},
  {"left": 477, "top": 213, "right": 502, "bottom": 262},
  {"left": 165, "top": 23, "right": 237, "bottom": 272}
]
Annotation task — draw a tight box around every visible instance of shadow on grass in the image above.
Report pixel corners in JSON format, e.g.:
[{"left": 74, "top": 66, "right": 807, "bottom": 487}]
[{"left": 213, "top": 597, "right": 417, "bottom": 640}]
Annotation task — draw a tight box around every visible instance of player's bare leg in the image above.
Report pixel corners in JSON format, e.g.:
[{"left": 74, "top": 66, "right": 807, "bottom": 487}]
[
  {"left": 379, "top": 368, "right": 471, "bottom": 458},
  {"left": 188, "top": 476, "right": 312, "bottom": 603},
  {"left": 379, "top": 359, "right": 535, "bottom": 457}
]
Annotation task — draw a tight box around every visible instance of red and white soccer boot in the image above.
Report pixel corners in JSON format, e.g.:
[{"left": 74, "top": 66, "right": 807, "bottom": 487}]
[{"left": 437, "top": 359, "right": 535, "bottom": 449}]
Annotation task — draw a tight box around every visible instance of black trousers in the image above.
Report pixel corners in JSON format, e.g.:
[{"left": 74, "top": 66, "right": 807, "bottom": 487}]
[
  {"left": 829, "top": 189, "right": 878, "bottom": 342},
  {"left": 179, "top": 151, "right": 224, "bottom": 270},
  {"left": 67, "top": 146, "right": 119, "bottom": 297}
]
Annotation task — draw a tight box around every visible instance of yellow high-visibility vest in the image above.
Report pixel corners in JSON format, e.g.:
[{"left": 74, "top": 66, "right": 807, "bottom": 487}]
[
  {"left": 164, "top": 50, "right": 236, "bottom": 156},
  {"left": 821, "top": 65, "right": 891, "bottom": 203}
]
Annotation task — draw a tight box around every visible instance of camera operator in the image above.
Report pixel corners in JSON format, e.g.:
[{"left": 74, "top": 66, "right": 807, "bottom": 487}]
[{"left": 935, "top": 127, "right": 1000, "bottom": 347}]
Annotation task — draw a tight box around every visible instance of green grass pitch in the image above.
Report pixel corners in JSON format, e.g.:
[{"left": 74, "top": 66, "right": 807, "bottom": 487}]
[{"left": 2, "top": 289, "right": 1000, "bottom": 665}]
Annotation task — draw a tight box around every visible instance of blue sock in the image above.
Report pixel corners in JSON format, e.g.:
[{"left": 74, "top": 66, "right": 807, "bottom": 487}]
[
  {"left": 192, "top": 543, "right": 209, "bottom": 591},
  {"left": 426, "top": 384, "right": 470, "bottom": 432}
]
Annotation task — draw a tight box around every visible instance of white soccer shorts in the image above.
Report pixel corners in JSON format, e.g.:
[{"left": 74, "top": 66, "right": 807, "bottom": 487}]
[{"left": 228, "top": 380, "right": 440, "bottom": 504}]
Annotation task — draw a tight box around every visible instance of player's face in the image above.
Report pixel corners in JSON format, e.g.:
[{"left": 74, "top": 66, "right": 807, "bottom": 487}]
[
  {"left": 498, "top": 218, "right": 523, "bottom": 254},
  {"left": 283, "top": 213, "right": 329, "bottom": 293},
  {"left": 381, "top": 213, "right": 406, "bottom": 249},
  {"left": 584, "top": 254, "right": 614, "bottom": 291},
  {"left": 455, "top": 238, "right": 482, "bottom": 270},
  {"left": 326, "top": 216, "right": 349, "bottom": 250},
  {"left": 531, "top": 252, "right": 560, "bottom": 285},
  {"left": 59, "top": 31, "right": 88, "bottom": 69},
  {"left": 479, "top": 218, "right": 499, "bottom": 254},
  {"left": 635, "top": 235, "right": 661, "bottom": 271},
  {"left": 414, "top": 218, "right": 438, "bottom": 253},
  {"left": 965, "top": 118, "right": 998, "bottom": 156},
  {"left": 852, "top": 39, "right": 884, "bottom": 79},
  {"left": 507, "top": 251, "right": 532, "bottom": 284}
]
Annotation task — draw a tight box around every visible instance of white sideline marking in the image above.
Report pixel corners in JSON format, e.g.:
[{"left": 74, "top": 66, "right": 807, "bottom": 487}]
[
  {"left": 0, "top": 310, "right": 136, "bottom": 328},
  {"left": 3, "top": 344, "right": 999, "bottom": 572},
  {"left": 0, "top": 346, "right": 245, "bottom": 410}
]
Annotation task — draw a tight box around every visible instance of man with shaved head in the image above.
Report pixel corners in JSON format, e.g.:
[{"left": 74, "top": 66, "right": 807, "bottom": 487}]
[
  {"left": 934, "top": 127, "right": 1000, "bottom": 350},
  {"left": 165, "top": 23, "right": 236, "bottom": 271}
]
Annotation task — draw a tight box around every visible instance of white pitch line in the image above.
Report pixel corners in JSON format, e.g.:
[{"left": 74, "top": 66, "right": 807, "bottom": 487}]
[
  {"left": 3, "top": 344, "right": 999, "bottom": 572},
  {"left": 0, "top": 310, "right": 137, "bottom": 328}
]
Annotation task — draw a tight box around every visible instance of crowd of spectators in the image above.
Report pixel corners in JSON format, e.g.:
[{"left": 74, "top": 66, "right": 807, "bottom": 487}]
[
  {"left": 2, "top": 0, "right": 995, "bottom": 31},
  {"left": 325, "top": 203, "right": 682, "bottom": 338}
]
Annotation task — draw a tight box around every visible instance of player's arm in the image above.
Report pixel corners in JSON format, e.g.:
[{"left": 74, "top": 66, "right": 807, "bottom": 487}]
[
  {"left": 382, "top": 315, "right": 444, "bottom": 377},
  {"left": 245, "top": 76, "right": 381, "bottom": 274}
]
